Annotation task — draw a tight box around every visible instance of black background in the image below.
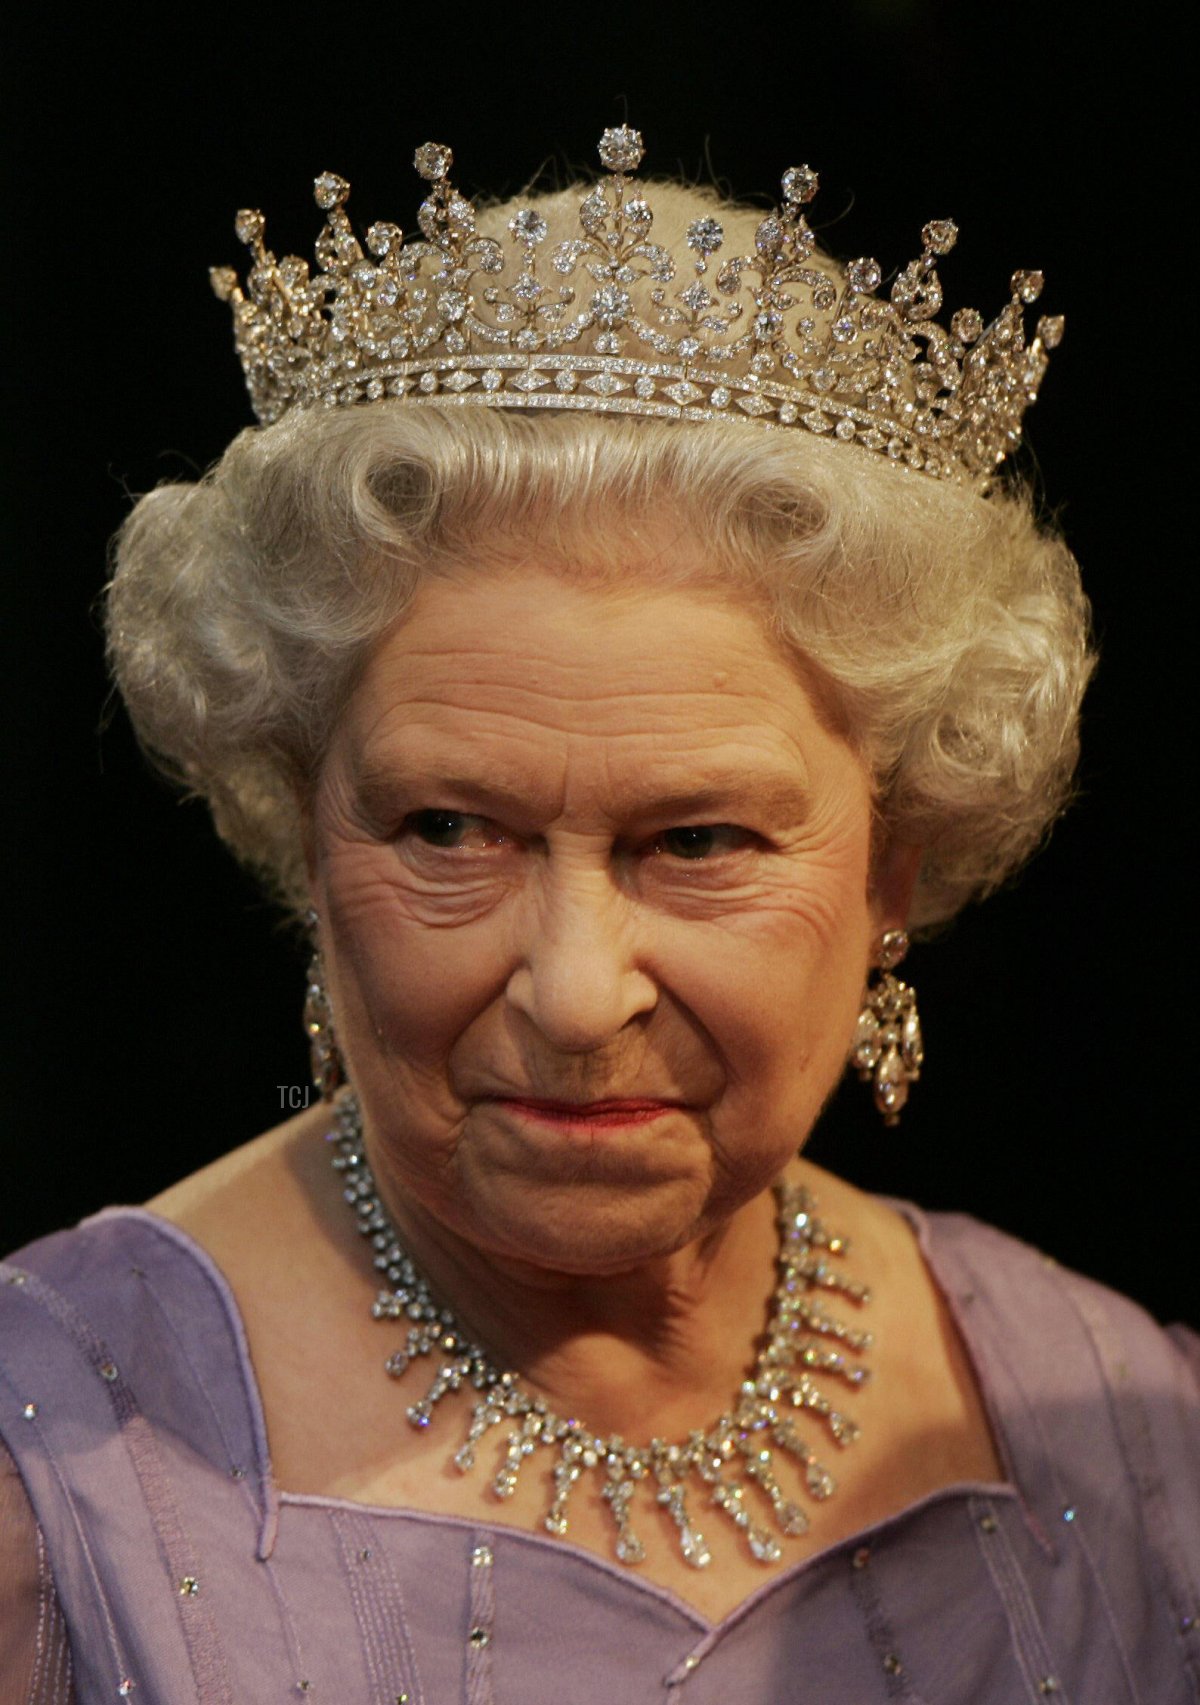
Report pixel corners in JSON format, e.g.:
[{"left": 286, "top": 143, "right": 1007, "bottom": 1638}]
[{"left": 4, "top": 6, "right": 1194, "bottom": 1323}]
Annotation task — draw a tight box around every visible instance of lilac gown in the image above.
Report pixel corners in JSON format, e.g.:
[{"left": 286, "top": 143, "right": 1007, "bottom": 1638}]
[{"left": 1, "top": 1202, "right": 1197, "bottom": 1704}]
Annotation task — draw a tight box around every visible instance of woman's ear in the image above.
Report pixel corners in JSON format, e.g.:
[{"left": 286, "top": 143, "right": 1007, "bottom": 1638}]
[{"left": 870, "top": 837, "right": 924, "bottom": 937}]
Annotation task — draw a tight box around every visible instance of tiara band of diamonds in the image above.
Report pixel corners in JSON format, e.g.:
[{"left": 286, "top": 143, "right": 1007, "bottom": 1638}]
[{"left": 212, "top": 125, "right": 1063, "bottom": 486}]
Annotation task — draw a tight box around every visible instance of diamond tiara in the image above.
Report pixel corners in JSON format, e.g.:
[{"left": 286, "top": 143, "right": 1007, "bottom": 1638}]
[{"left": 211, "top": 124, "right": 1063, "bottom": 485}]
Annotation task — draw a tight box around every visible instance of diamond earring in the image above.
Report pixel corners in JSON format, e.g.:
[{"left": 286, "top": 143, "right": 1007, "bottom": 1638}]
[
  {"left": 852, "top": 929, "right": 923, "bottom": 1126},
  {"left": 303, "top": 908, "right": 344, "bottom": 1101}
]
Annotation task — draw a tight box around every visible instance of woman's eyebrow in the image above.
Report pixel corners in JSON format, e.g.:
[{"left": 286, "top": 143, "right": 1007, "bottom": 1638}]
[{"left": 352, "top": 759, "right": 812, "bottom": 823}]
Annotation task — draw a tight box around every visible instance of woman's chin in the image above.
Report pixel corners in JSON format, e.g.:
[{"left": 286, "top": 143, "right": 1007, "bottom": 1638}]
[{"left": 453, "top": 1169, "right": 718, "bottom": 1279}]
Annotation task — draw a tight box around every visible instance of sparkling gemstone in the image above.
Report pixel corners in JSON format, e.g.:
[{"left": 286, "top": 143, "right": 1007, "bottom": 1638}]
[
  {"left": 178, "top": 1576, "right": 199, "bottom": 1597},
  {"left": 848, "top": 257, "right": 882, "bottom": 294},
  {"left": 748, "top": 1528, "right": 783, "bottom": 1562},
  {"left": 680, "top": 1525, "right": 712, "bottom": 1568},
  {"left": 831, "top": 316, "right": 856, "bottom": 344},
  {"left": 778, "top": 402, "right": 798, "bottom": 424},
  {"left": 509, "top": 209, "right": 549, "bottom": 245},
  {"left": 677, "top": 337, "right": 701, "bottom": 358},
  {"left": 922, "top": 218, "right": 958, "bottom": 255},
  {"left": 736, "top": 393, "right": 774, "bottom": 417},
  {"left": 778, "top": 1500, "right": 809, "bottom": 1535},
  {"left": 615, "top": 1534, "right": 645, "bottom": 1563},
  {"left": 314, "top": 172, "right": 350, "bottom": 211},
  {"left": 686, "top": 216, "right": 724, "bottom": 255},
  {"left": 597, "top": 125, "right": 645, "bottom": 173},
  {"left": 878, "top": 930, "right": 908, "bottom": 968},
  {"left": 584, "top": 372, "right": 627, "bottom": 396},
  {"left": 951, "top": 307, "right": 984, "bottom": 344},
  {"left": 446, "top": 194, "right": 475, "bottom": 237},
  {"left": 753, "top": 310, "right": 782, "bottom": 340},
  {"left": 853, "top": 1013, "right": 880, "bottom": 1068},
  {"left": 417, "top": 372, "right": 438, "bottom": 394},
  {"left": 553, "top": 369, "right": 578, "bottom": 392},
  {"left": 438, "top": 290, "right": 468, "bottom": 321},
  {"left": 413, "top": 143, "right": 452, "bottom": 182},
  {"left": 623, "top": 197, "right": 652, "bottom": 228},
  {"left": 803, "top": 410, "right": 833, "bottom": 433},
  {"left": 755, "top": 216, "right": 784, "bottom": 255},
  {"left": 117, "top": 1684, "right": 135, "bottom": 1697},
  {"left": 417, "top": 198, "right": 441, "bottom": 241},
  {"left": 1038, "top": 313, "right": 1065, "bottom": 348},
  {"left": 234, "top": 209, "right": 265, "bottom": 246},
  {"left": 367, "top": 222, "right": 401, "bottom": 256},
  {"left": 441, "top": 370, "right": 475, "bottom": 392},
  {"left": 680, "top": 282, "right": 711, "bottom": 311},
  {"left": 21, "top": 1402, "right": 37, "bottom": 1420},
  {"left": 209, "top": 266, "right": 237, "bottom": 301},
  {"left": 100, "top": 1362, "right": 118, "bottom": 1382},
  {"left": 877, "top": 1040, "right": 905, "bottom": 1081},
  {"left": 481, "top": 370, "right": 503, "bottom": 392},
  {"left": 781, "top": 165, "right": 819, "bottom": 205},
  {"left": 468, "top": 1627, "right": 490, "bottom": 1648},
  {"left": 634, "top": 376, "right": 656, "bottom": 399},
  {"left": 591, "top": 285, "right": 631, "bottom": 326},
  {"left": 472, "top": 1544, "right": 493, "bottom": 1566},
  {"left": 664, "top": 380, "right": 704, "bottom": 406},
  {"left": 807, "top": 1464, "right": 836, "bottom": 1499},
  {"left": 835, "top": 420, "right": 856, "bottom": 441},
  {"left": 510, "top": 371, "right": 550, "bottom": 392},
  {"left": 1012, "top": 268, "right": 1044, "bottom": 303},
  {"left": 710, "top": 386, "right": 731, "bottom": 408}
]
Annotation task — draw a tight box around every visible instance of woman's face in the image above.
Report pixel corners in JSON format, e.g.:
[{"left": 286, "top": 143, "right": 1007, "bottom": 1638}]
[{"left": 308, "top": 549, "right": 911, "bottom": 1276}]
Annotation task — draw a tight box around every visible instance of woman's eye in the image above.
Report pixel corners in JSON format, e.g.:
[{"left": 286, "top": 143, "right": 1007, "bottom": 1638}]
[
  {"left": 653, "top": 825, "right": 752, "bottom": 861},
  {"left": 404, "top": 810, "right": 500, "bottom": 849}
]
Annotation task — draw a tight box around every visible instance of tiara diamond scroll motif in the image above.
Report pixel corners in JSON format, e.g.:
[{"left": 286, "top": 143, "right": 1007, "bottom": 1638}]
[{"left": 212, "top": 125, "right": 1063, "bottom": 485}]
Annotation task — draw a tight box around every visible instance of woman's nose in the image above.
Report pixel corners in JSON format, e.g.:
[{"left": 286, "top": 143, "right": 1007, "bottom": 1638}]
[{"left": 504, "top": 870, "right": 657, "bottom": 1051}]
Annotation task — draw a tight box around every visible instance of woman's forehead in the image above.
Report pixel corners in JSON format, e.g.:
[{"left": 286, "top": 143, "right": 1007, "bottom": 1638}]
[
  {"left": 345, "top": 567, "right": 825, "bottom": 740},
  {"left": 357, "top": 560, "right": 801, "bottom": 701},
  {"left": 331, "top": 565, "right": 868, "bottom": 814}
]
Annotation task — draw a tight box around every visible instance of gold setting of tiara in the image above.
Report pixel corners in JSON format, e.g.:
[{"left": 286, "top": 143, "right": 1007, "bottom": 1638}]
[{"left": 212, "top": 125, "right": 1062, "bottom": 484}]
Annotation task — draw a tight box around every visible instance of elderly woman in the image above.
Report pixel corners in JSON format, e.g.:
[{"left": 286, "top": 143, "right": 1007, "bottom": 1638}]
[{"left": 2, "top": 130, "right": 1197, "bottom": 1704}]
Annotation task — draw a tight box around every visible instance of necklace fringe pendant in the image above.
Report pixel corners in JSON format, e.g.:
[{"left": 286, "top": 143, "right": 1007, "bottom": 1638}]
[{"left": 329, "top": 1088, "right": 873, "bottom": 1571}]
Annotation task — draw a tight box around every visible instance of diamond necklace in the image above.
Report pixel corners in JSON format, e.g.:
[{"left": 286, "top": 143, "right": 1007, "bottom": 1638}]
[{"left": 328, "top": 1088, "right": 873, "bottom": 1570}]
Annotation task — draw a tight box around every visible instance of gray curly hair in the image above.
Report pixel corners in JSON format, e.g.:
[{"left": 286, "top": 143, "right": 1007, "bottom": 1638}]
[{"left": 104, "top": 185, "right": 1093, "bottom": 930}]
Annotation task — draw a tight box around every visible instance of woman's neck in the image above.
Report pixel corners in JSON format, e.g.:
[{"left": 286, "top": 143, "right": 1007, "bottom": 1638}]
[{"left": 361, "top": 1164, "right": 804, "bottom": 1442}]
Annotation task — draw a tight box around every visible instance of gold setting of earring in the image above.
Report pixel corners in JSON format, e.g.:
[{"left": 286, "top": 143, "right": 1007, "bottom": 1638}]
[
  {"left": 853, "top": 929, "right": 923, "bottom": 1126},
  {"left": 303, "top": 908, "right": 344, "bottom": 1101}
]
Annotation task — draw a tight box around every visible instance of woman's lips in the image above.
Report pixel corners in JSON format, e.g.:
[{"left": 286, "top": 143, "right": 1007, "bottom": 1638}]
[{"left": 494, "top": 1097, "right": 683, "bottom": 1129}]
